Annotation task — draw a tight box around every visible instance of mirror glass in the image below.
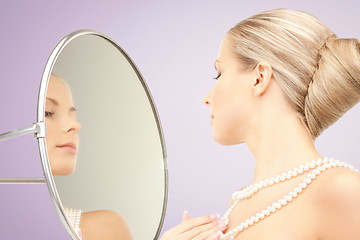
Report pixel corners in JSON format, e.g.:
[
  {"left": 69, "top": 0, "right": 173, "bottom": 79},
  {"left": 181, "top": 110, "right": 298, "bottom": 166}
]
[{"left": 42, "top": 31, "right": 167, "bottom": 239}]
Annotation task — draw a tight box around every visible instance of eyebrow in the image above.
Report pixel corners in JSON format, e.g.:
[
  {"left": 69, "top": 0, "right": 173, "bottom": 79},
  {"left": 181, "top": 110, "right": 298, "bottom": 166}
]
[
  {"left": 46, "top": 97, "right": 58, "bottom": 106},
  {"left": 46, "top": 97, "right": 77, "bottom": 112}
]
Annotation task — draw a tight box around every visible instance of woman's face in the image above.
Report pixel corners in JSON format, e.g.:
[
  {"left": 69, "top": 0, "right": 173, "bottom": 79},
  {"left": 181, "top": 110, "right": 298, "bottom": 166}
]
[
  {"left": 45, "top": 75, "right": 81, "bottom": 176},
  {"left": 204, "top": 35, "right": 257, "bottom": 145}
]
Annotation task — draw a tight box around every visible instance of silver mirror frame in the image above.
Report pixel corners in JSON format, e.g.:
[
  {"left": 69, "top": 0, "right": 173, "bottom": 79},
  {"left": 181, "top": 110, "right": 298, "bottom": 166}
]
[{"left": 0, "top": 29, "right": 168, "bottom": 239}]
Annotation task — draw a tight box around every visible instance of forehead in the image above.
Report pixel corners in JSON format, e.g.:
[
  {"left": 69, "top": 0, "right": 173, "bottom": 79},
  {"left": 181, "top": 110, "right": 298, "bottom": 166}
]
[
  {"left": 47, "top": 75, "right": 74, "bottom": 105},
  {"left": 217, "top": 35, "right": 237, "bottom": 64}
]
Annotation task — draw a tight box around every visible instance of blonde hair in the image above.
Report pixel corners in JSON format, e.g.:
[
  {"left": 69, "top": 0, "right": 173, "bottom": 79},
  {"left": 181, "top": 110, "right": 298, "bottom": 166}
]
[{"left": 227, "top": 9, "right": 360, "bottom": 139}]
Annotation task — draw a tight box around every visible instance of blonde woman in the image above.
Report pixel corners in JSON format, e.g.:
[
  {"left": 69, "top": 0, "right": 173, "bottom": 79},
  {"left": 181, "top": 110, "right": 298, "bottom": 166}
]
[
  {"left": 160, "top": 9, "right": 360, "bottom": 240},
  {"left": 46, "top": 74, "right": 133, "bottom": 240}
]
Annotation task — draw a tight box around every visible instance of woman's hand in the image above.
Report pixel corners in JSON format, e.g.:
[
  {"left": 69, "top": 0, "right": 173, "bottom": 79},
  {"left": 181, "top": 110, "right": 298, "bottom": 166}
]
[{"left": 160, "top": 211, "right": 228, "bottom": 240}]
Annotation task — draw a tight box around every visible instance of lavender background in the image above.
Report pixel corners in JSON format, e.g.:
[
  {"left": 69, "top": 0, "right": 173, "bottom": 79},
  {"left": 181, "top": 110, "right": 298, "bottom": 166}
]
[{"left": 1, "top": 0, "right": 360, "bottom": 239}]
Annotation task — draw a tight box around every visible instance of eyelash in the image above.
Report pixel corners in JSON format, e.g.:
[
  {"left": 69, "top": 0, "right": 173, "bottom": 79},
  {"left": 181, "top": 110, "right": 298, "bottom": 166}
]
[
  {"left": 213, "top": 73, "right": 221, "bottom": 80},
  {"left": 45, "top": 111, "right": 54, "bottom": 118}
]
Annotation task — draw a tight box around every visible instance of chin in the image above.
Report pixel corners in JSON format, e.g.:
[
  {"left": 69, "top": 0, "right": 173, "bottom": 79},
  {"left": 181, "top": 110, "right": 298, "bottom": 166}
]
[
  {"left": 52, "top": 168, "right": 75, "bottom": 176},
  {"left": 50, "top": 163, "right": 76, "bottom": 176},
  {"left": 213, "top": 133, "right": 245, "bottom": 146}
]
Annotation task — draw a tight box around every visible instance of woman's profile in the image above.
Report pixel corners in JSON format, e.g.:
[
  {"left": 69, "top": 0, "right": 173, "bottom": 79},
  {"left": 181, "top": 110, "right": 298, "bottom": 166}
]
[
  {"left": 160, "top": 9, "right": 360, "bottom": 240},
  {"left": 45, "top": 73, "right": 133, "bottom": 240}
]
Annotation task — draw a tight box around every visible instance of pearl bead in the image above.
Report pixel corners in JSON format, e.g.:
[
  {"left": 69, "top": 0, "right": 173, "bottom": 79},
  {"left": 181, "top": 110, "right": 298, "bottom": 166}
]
[
  {"left": 246, "top": 219, "right": 252, "bottom": 225},
  {"left": 275, "top": 175, "right": 281, "bottom": 183},
  {"left": 289, "top": 191, "right": 297, "bottom": 197},
  {"left": 284, "top": 195, "right": 290, "bottom": 201},
  {"left": 316, "top": 159, "right": 322, "bottom": 166}
]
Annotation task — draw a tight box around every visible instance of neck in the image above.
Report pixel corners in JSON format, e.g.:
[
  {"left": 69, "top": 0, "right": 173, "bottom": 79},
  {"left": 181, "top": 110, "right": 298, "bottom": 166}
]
[{"left": 246, "top": 112, "right": 322, "bottom": 183}]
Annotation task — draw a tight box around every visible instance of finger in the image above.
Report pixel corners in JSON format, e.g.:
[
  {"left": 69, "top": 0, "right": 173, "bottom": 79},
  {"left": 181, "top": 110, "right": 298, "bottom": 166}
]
[
  {"left": 182, "top": 210, "right": 190, "bottom": 222},
  {"left": 167, "top": 214, "right": 220, "bottom": 236},
  {"left": 202, "top": 219, "right": 228, "bottom": 240},
  {"left": 180, "top": 218, "right": 228, "bottom": 240}
]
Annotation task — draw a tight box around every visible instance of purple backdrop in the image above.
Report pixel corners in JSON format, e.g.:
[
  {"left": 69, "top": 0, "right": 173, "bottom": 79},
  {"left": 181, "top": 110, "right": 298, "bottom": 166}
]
[{"left": 1, "top": 0, "right": 360, "bottom": 239}]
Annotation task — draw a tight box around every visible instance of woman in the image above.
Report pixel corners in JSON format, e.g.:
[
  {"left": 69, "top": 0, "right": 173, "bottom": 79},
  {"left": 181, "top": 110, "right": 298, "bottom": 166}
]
[
  {"left": 161, "top": 9, "right": 360, "bottom": 240},
  {"left": 45, "top": 73, "right": 133, "bottom": 240}
]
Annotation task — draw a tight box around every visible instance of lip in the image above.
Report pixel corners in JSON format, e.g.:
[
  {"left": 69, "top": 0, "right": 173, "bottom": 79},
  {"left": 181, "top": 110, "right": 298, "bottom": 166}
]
[{"left": 56, "top": 142, "right": 77, "bottom": 154}]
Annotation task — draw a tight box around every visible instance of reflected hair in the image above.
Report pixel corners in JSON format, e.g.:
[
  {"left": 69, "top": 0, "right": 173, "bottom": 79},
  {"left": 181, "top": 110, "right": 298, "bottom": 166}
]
[{"left": 227, "top": 9, "right": 360, "bottom": 139}]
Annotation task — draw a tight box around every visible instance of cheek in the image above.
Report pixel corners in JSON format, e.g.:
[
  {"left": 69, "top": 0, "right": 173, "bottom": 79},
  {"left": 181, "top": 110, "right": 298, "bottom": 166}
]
[
  {"left": 211, "top": 87, "right": 251, "bottom": 145},
  {"left": 45, "top": 120, "right": 58, "bottom": 145}
]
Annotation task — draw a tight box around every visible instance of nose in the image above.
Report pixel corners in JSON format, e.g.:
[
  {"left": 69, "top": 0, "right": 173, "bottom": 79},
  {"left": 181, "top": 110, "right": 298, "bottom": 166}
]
[
  {"left": 203, "top": 90, "right": 212, "bottom": 106},
  {"left": 66, "top": 118, "right": 81, "bottom": 134}
]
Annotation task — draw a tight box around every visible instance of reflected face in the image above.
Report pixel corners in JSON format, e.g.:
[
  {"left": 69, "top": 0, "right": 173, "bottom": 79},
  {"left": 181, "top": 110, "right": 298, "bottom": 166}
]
[
  {"left": 203, "top": 35, "right": 256, "bottom": 145},
  {"left": 45, "top": 74, "right": 81, "bottom": 176}
]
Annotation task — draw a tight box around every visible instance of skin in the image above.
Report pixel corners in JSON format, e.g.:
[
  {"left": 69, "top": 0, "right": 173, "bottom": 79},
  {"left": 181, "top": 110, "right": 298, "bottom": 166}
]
[
  {"left": 160, "top": 35, "right": 360, "bottom": 239},
  {"left": 81, "top": 210, "right": 133, "bottom": 240},
  {"left": 45, "top": 74, "right": 81, "bottom": 176},
  {"left": 46, "top": 74, "right": 133, "bottom": 240}
]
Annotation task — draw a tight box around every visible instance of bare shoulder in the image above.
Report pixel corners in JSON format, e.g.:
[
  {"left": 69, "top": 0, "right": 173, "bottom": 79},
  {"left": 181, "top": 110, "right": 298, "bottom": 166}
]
[
  {"left": 81, "top": 210, "right": 133, "bottom": 240},
  {"left": 312, "top": 166, "right": 360, "bottom": 240},
  {"left": 316, "top": 166, "right": 360, "bottom": 204}
]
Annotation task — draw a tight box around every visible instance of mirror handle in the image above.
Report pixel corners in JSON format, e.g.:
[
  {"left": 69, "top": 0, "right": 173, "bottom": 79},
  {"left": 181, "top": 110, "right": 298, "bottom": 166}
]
[
  {"left": 0, "top": 177, "right": 45, "bottom": 184},
  {"left": 0, "top": 122, "right": 46, "bottom": 141}
]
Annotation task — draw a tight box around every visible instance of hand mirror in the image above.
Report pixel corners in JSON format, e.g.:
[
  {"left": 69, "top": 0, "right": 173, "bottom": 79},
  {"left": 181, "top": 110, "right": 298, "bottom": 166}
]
[{"left": 0, "top": 29, "right": 168, "bottom": 240}]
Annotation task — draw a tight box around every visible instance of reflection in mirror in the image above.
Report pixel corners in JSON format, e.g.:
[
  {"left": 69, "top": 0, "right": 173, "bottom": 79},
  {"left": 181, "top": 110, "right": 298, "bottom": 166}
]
[
  {"left": 46, "top": 74, "right": 133, "bottom": 239},
  {"left": 43, "top": 32, "right": 167, "bottom": 239}
]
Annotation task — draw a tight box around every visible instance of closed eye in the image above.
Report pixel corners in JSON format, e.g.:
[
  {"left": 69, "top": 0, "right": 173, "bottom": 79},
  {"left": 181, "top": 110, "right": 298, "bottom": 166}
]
[{"left": 213, "top": 73, "right": 221, "bottom": 80}]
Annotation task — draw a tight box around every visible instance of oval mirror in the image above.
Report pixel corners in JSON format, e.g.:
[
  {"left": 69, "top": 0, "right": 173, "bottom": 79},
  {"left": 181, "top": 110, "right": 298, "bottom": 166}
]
[{"left": 0, "top": 29, "right": 168, "bottom": 239}]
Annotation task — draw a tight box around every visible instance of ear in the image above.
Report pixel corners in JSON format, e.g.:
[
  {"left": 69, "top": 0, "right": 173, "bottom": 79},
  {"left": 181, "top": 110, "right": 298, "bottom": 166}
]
[{"left": 252, "top": 62, "right": 273, "bottom": 97}]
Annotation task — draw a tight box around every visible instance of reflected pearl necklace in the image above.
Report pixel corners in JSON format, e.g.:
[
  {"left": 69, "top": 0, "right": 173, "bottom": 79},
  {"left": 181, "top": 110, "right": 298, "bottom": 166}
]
[{"left": 218, "top": 157, "right": 358, "bottom": 240}]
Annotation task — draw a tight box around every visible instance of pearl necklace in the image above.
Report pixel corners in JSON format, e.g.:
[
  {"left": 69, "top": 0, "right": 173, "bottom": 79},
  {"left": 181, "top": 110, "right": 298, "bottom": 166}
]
[
  {"left": 218, "top": 157, "right": 358, "bottom": 240},
  {"left": 64, "top": 207, "right": 82, "bottom": 239}
]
